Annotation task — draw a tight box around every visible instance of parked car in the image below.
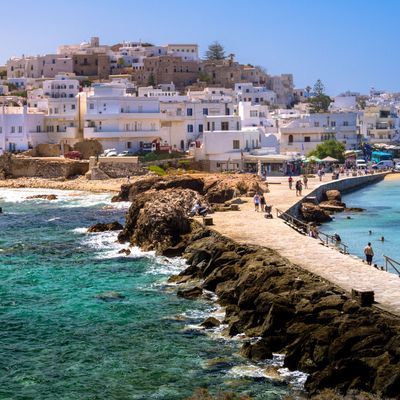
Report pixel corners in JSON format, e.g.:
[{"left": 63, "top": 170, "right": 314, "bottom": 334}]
[
  {"left": 372, "top": 160, "right": 394, "bottom": 170},
  {"left": 395, "top": 163, "right": 400, "bottom": 171},
  {"left": 64, "top": 151, "right": 82, "bottom": 160},
  {"left": 117, "top": 151, "right": 135, "bottom": 157},
  {"left": 101, "top": 148, "right": 117, "bottom": 157},
  {"left": 375, "top": 160, "right": 393, "bottom": 169},
  {"left": 106, "top": 151, "right": 118, "bottom": 157}
]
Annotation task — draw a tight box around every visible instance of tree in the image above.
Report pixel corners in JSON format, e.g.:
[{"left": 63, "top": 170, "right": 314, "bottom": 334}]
[
  {"left": 147, "top": 73, "right": 156, "bottom": 86},
  {"left": 308, "top": 79, "right": 331, "bottom": 113},
  {"left": 308, "top": 139, "right": 345, "bottom": 162},
  {"left": 313, "top": 79, "right": 325, "bottom": 96},
  {"left": 205, "top": 41, "right": 226, "bottom": 60}
]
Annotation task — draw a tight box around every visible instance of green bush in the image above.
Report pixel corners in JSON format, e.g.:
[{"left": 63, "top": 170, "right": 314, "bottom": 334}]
[
  {"left": 177, "top": 159, "right": 191, "bottom": 170},
  {"left": 148, "top": 165, "right": 166, "bottom": 176},
  {"left": 139, "top": 151, "right": 186, "bottom": 162}
]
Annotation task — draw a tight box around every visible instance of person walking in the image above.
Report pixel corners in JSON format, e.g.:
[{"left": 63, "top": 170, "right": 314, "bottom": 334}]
[
  {"left": 364, "top": 242, "right": 374, "bottom": 265},
  {"left": 317, "top": 169, "right": 323, "bottom": 182},
  {"left": 295, "top": 180, "right": 303, "bottom": 196},
  {"left": 260, "top": 193, "right": 266, "bottom": 212},
  {"left": 288, "top": 176, "right": 293, "bottom": 190},
  {"left": 303, "top": 175, "right": 308, "bottom": 189},
  {"left": 253, "top": 193, "right": 260, "bottom": 212}
]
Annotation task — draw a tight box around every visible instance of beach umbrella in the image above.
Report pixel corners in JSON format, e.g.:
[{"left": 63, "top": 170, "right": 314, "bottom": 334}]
[{"left": 321, "top": 156, "right": 339, "bottom": 162}]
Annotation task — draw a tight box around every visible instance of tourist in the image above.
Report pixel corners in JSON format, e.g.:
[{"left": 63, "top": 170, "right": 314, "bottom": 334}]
[
  {"left": 253, "top": 193, "right": 260, "bottom": 211},
  {"left": 381, "top": 236, "right": 385, "bottom": 242},
  {"left": 260, "top": 193, "right": 266, "bottom": 212},
  {"left": 288, "top": 176, "right": 293, "bottom": 190},
  {"left": 369, "top": 230, "right": 372, "bottom": 235},
  {"left": 364, "top": 242, "right": 374, "bottom": 265},
  {"left": 295, "top": 180, "right": 303, "bottom": 196},
  {"left": 303, "top": 175, "right": 308, "bottom": 189},
  {"left": 126, "top": 175, "right": 131, "bottom": 183},
  {"left": 317, "top": 169, "right": 323, "bottom": 181},
  {"left": 334, "top": 232, "right": 342, "bottom": 242}
]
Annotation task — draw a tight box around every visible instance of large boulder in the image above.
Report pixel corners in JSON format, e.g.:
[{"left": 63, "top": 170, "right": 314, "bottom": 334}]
[
  {"left": 325, "top": 189, "right": 342, "bottom": 202},
  {"left": 301, "top": 202, "right": 332, "bottom": 223},
  {"left": 27, "top": 194, "right": 58, "bottom": 200},
  {"left": 118, "top": 188, "right": 198, "bottom": 252}
]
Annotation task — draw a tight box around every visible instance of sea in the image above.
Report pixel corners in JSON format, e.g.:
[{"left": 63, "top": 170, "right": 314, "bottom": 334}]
[
  {"left": 0, "top": 188, "right": 306, "bottom": 400},
  {"left": 322, "top": 177, "right": 400, "bottom": 270}
]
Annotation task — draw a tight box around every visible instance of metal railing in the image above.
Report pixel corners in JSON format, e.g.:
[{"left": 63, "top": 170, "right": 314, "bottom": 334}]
[
  {"left": 383, "top": 255, "right": 400, "bottom": 277},
  {"left": 276, "top": 208, "right": 349, "bottom": 254}
]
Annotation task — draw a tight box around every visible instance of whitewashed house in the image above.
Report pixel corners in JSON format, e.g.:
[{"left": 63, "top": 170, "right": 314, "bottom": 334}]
[
  {"left": 0, "top": 105, "right": 46, "bottom": 154},
  {"left": 235, "top": 82, "right": 276, "bottom": 105},
  {"left": 280, "top": 112, "right": 360, "bottom": 154}
]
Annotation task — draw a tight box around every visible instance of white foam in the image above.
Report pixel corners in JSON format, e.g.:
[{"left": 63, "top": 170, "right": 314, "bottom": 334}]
[
  {"left": 47, "top": 217, "right": 61, "bottom": 222},
  {"left": 0, "top": 188, "right": 131, "bottom": 210},
  {"left": 72, "top": 227, "right": 88, "bottom": 234}
]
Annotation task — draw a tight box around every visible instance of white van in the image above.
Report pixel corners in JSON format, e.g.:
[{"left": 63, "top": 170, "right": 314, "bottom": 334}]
[{"left": 372, "top": 160, "right": 394, "bottom": 170}]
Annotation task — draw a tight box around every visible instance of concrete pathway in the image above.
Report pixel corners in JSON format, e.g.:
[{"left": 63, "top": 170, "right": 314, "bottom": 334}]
[{"left": 209, "top": 174, "right": 400, "bottom": 316}]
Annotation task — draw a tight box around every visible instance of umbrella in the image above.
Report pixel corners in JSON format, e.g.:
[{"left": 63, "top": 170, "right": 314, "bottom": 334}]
[{"left": 321, "top": 156, "right": 339, "bottom": 162}]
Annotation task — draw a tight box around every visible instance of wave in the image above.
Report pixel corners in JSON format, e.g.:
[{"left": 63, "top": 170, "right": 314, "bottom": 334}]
[{"left": 0, "top": 188, "right": 131, "bottom": 210}]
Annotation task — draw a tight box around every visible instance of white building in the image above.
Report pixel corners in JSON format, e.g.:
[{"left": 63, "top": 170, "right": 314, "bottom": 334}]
[
  {"left": 83, "top": 82, "right": 186, "bottom": 153},
  {"left": 360, "top": 106, "right": 400, "bottom": 144},
  {"left": 190, "top": 125, "right": 261, "bottom": 172},
  {"left": 330, "top": 95, "right": 357, "bottom": 112},
  {"left": 280, "top": 112, "right": 360, "bottom": 154},
  {"left": 0, "top": 85, "right": 9, "bottom": 96},
  {"left": 235, "top": 82, "right": 277, "bottom": 105},
  {"left": 0, "top": 105, "right": 46, "bottom": 154}
]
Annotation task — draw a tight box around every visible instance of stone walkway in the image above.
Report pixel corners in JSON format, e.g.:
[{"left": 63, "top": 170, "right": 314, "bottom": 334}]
[{"left": 209, "top": 174, "right": 400, "bottom": 316}]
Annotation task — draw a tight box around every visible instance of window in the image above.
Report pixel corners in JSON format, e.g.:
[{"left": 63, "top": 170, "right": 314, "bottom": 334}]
[
  {"left": 221, "top": 122, "right": 229, "bottom": 131},
  {"left": 150, "top": 123, "right": 156, "bottom": 131},
  {"left": 304, "top": 136, "right": 311, "bottom": 142},
  {"left": 0, "top": 127, "right": 2, "bottom": 133},
  {"left": 225, "top": 108, "right": 230, "bottom": 116},
  {"left": 127, "top": 142, "right": 132, "bottom": 149},
  {"left": 187, "top": 108, "right": 193, "bottom": 116},
  {"left": 314, "top": 121, "right": 320, "bottom": 127},
  {"left": 331, "top": 121, "right": 336, "bottom": 127},
  {"left": 11, "top": 126, "right": 15, "bottom": 133},
  {"left": 54, "top": 108, "right": 59, "bottom": 114},
  {"left": 71, "top": 104, "right": 76, "bottom": 110},
  {"left": 250, "top": 110, "right": 258, "bottom": 117},
  {"left": 343, "top": 121, "right": 349, "bottom": 126},
  {"left": 187, "top": 124, "right": 194, "bottom": 133},
  {"left": 233, "top": 140, "right": 240, "bottom": 149},
  {"left": 198, "top": 124, "right": 203, "bottom": 133},
  {"left": 18, "top": 126, "right": 22, "bottom": 133},
  {"left": 89, "top": 103, "right": 94, "bottom": 110},
  {"left": 202, "top": 108, "right": 208, "bottom": 115},
  {"left": 288, "top": 134, "right": 293, "bottom": 144}
]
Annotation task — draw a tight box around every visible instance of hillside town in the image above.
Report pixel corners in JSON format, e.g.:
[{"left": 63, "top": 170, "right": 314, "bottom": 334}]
[{"left": 1, "top": 36, "right": 400, "bottom": 175}]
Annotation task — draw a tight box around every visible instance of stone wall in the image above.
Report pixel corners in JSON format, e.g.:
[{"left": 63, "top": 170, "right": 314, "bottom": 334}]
[
  {"left": 0, "top": 156, "right": 89, "bottom": 178},
  {"left": 286, "top": 172, "right": 388, "bottom": 218}
]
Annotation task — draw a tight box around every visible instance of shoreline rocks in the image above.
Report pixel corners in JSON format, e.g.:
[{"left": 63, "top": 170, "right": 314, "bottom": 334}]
[
  {"left": 116, "top": 177, "right": 400, "bottom": 397},
  {"left": 87, "top": 221, "right": 123, "bottom": 232},
  {"left": 166, "top": 225, "right": 400, "bottom": 397},
  {"left": 27, "top": 194, "right": 58, "bottom": 200}
]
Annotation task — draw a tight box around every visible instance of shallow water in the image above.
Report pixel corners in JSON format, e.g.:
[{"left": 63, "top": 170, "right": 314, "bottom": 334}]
[
  {"left": 0, "top": 189, "right": 303, "bottom": 400},
  {"left": 322, "top": 178, "right": 400, "bottom": 270}
]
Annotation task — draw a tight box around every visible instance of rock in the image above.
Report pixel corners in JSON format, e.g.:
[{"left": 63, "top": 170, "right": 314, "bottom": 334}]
[
  {"left": 319, "top": 202, "right": 345, "bottom": 212},
  {"left": 325, "top": 189, "right": 342, "bottom": 202},
  {"left": 345, "top": 207, "right": 365, "bottom": 212},
  {"left": 241, "top": 339, "right": 273, "bottom": 361},
  {"left": 88, "top": 221, "right": 123, "bottom": 232},
  {"left": 27, "top": 194, "right": 58, "bottom": 200},
  {"left": 177, "top": 286, "right": 203, "bottom": 299},
  {"left": 118, "top": 248, "right": 131, "bottom": 255},
  {"left": 201, "top": 317, "right": 221, "bottom": 329},
  {"left": 301, "top": 202, "right": 332, "bottom": 223},
  {"left": 96, "top": 291, "right": 125, "bottom": 301}
]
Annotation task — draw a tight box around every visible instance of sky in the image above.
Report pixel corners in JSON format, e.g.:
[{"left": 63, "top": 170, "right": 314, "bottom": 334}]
[{"left": 1, "top": 0, "right": 399, "bottom": 95}]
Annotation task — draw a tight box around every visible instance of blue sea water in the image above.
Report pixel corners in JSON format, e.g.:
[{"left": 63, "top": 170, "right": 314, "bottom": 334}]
[
  {"left": 0, "top": 189, "right": 304, "bottom": 400},
  {"left": 322, "top": 178, "right": 400, "bottom": 270}
]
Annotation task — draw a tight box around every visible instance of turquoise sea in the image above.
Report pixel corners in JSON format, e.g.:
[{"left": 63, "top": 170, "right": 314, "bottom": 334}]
[
  {"left": 322, "top": 177, "right": 400, "bottom": 271},
  {"left": 0, "top": 189, "right": 305, "bottom": 400}
]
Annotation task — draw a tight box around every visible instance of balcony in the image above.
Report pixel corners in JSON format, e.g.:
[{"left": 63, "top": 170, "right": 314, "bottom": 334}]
[{"left": 84, "top": 127, "right": 161, "bottom": 139}]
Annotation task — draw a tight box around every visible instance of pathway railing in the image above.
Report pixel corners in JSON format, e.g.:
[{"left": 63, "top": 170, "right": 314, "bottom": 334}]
[
  {"left": 383, "top": 255, "right": 400, "bottom": 277},
  {"left": 276, "top": 208, "right": 349, "bottom": 254}
]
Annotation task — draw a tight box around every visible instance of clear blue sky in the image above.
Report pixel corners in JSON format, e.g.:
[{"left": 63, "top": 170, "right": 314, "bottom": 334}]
[{"left": 1, "top": 0, "right": 398, "bottom": 95}]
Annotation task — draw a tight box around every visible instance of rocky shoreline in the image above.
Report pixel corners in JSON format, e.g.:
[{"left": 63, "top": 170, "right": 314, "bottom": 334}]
[{"left": 110, "top": 175, "right": 400, "bottom": 398}]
